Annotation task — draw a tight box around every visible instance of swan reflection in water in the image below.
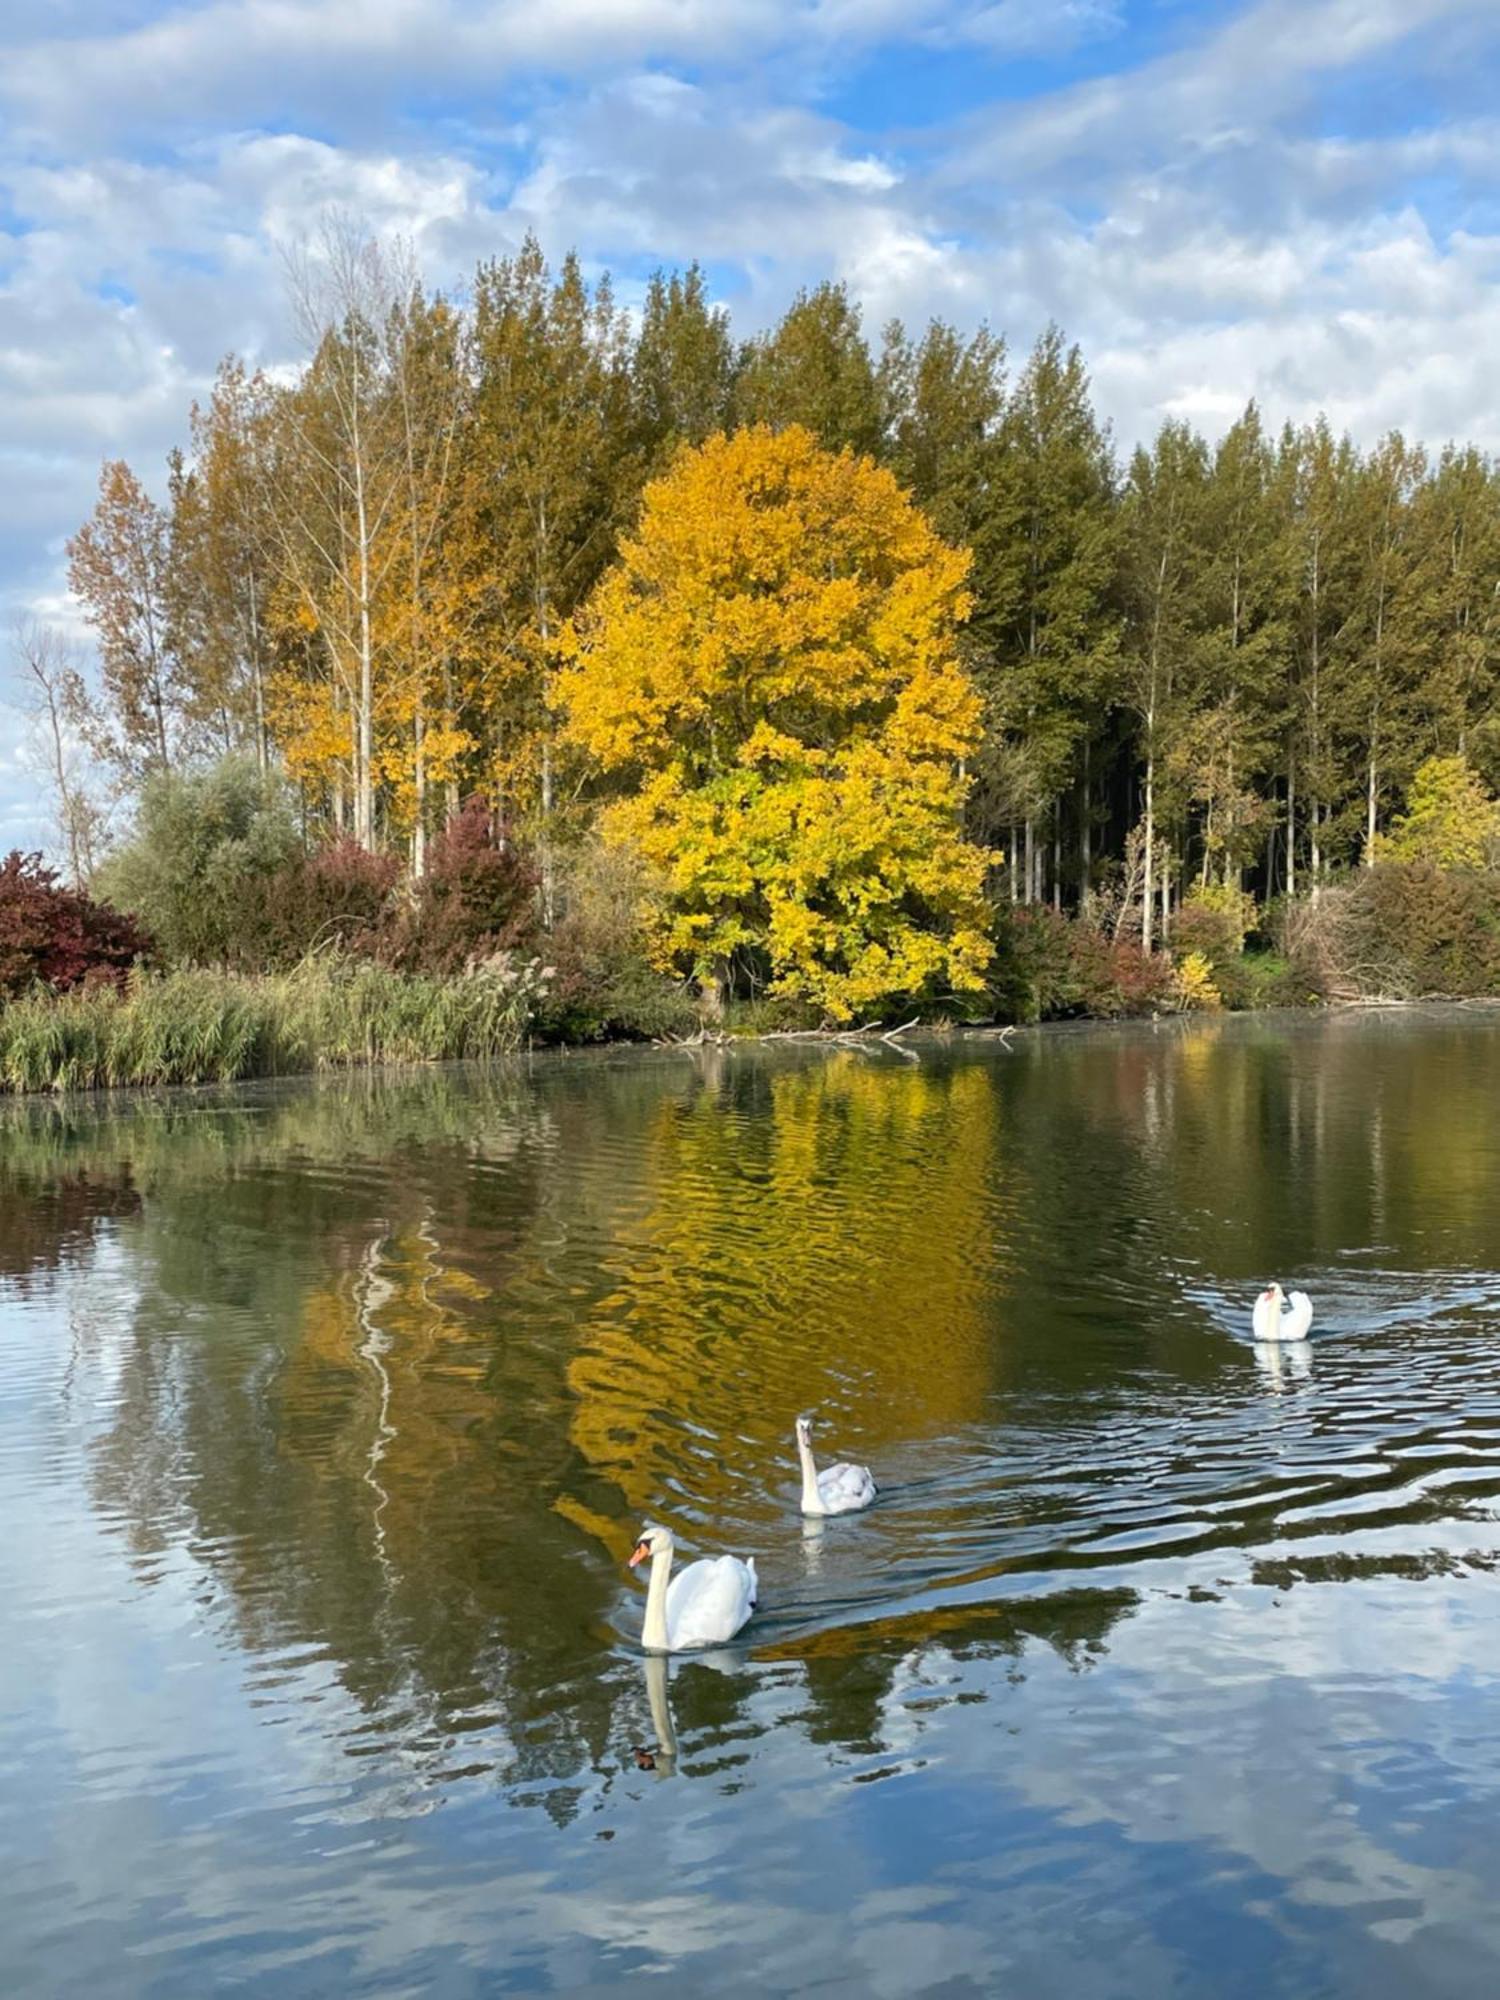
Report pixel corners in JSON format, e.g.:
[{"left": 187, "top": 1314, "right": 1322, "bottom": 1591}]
[
  {"left": 800, "top": 1511, "right": 827, "bottom": 1578},
  {"left": 633, "top": 1653, "right": 680, "bottom": 1777},
  {"left": 1254, "top": 1337, "right": 1313, "bottom": 1392}
]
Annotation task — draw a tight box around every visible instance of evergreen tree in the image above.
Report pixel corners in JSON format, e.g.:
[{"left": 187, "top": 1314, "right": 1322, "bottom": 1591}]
[
  {"left": 1406, "top": 445, "right": 1500, "bottom": 786},
  {"left": 1336, "top": 432, "right": 1429, "bottom": 865},
  {"left": 1117, "top": 419, "right": 1211, "bottom": 948},
  {"left": 1283, "top": 418, "right": 1362, "bottom": 893},
  {"left": 1183, "top": 403, "right": 1292, "bottom": 886},
  {"left": 984, "top": 328, "right": 1117, "bottom": 905}
]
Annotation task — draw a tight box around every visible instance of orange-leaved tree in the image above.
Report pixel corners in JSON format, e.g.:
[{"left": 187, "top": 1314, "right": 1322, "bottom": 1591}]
[{"left": 557, "top": 423, "right": 994, "bottom": 1019}]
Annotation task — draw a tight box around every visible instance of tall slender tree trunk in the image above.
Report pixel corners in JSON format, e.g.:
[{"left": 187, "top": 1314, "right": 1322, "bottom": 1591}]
[
  {"left": 1051, "top": 803, "right": 1062, "bottom": 913},
  {"left": 1023, "top": 817, "right": 1035, "bottom": 906},
  {"left": 247, "top": 571, "right": 268, "bottom": 773},
  {"left": 1142, "top": 738, "right": 1156, "bottom": 954},
  {"left": 413, "top": 703, "right": 427, "bottom": 878},
  {"left": 1009, "top": 823, "right": 1019, "bottom": 904},
  {"left": 442, "top": 659, "right": 460, "bottom": 822},
  {"left": 1365, "top": 751, "right": 1378, "bottom": 864},
  {"left": 1307, "top": 532, "right": 1321, "bottom": 903},
  {"left": 1160, "top": 846, "right": 1171, "bottom": 946},
  {"left": 1286, "top": 755, "right": 1296, "bottom": 900},
  {"left": 1079, "top": 737, "right": 1092, "bottom": 917},
  {"left": 353, "top": 460, "right": 375, "bottom": 847},
  {"left": 1311, "top": 803, "right": 1321, "bottom": 901}
]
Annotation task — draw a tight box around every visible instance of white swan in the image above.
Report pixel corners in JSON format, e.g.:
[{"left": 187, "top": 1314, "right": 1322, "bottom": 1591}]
[
  {"left": 1252, "top": 1282, "right": 1313, "bottom": 1343},
  {"left": 628, "top": 1523, "right": 757, "bottom": 1652},
  {"left": 795, "top": 1413, "right": 877, "bottom": 1516}
]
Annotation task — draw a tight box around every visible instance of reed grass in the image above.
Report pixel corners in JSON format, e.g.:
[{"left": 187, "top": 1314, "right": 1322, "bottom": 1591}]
[{"left": 0, "top": 956, "right": 544, "bottom": 1096}]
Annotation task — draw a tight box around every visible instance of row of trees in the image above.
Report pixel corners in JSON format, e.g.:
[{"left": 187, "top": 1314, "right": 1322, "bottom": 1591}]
[{"left": 34, "top": 227, "right": 1500, "bottom": 966}]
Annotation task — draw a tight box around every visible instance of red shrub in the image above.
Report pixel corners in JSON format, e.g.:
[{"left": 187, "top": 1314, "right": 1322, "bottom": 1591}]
[
  {"left": 256, "top": 838, "right": 401, "bottom": 966},
  {"left": 384, "top": 800, "right": 538, "bottom": 972},
  {"left": 0, "top": 851, "right": 149, "bottom": 997},
  {"left": 991, "top": 905, "right": 1176, "bottom": 1022}
]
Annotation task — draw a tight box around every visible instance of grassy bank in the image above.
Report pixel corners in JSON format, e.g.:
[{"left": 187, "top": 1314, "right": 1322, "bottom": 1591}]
[{"left": 0, "top": 957, "right": 546, "bottom": 1094}]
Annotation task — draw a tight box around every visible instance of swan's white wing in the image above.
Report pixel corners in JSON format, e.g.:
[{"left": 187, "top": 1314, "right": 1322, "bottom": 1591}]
[
  {"left": 665, "top": 1555, "right": 757, "bottom": 1650},
  {"left": 1252, "top": 1292, "right": 1278, "bottom": 1341},
  {"left": 1285, "top": 1290, "right": 1313, "bottom": 1340},
  {"left": 817, "top": 1460, "right": 877, "bottom": 1514}
]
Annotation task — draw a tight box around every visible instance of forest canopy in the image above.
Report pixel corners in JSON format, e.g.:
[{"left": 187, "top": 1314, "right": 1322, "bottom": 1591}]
[{"left": 33, "top": 224, "right": 1500, "bottom": 1021}]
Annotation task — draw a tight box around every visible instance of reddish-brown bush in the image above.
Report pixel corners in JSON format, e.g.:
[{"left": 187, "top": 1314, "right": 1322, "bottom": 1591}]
[
  {"left": 991, "top": 905, "right": 1177, "bottom": 1022},
  {"left": 0, "top": 851, "right": 149, "bottom": 998},
  {"left": 256, "top": 839, "right": 401, "bottom": 966},
  {"left": 383, "top": 800, "right": 538, "bottom": 973}
]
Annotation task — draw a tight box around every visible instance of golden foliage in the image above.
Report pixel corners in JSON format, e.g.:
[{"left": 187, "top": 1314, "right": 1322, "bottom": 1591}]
[
  {"left": 1174, "top": 950, "right": 1222, "bottom": 1011},
  {"left": 557, "top": 424, "right": 994, "bottom": 1017}
]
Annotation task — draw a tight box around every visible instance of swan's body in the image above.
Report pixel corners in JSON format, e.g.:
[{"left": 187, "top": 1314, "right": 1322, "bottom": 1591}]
[
  {"left": 629, "top": 1524, "right": 756, "bottom": 1652},
  {"left": 1252, "top": 1282, "right": 1313, "bottom": 1343},
  {"left": 796, "top": 1414, "right": 877, "bottom": 1517}
]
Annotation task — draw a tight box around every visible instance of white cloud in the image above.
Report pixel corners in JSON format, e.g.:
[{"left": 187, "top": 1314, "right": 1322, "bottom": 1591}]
[
  {"left": 931, "top": 0, "right": 1123, "bottom": 57},
  {"left": 4, "top": 0, "right": 1500, "bottom": 851}
]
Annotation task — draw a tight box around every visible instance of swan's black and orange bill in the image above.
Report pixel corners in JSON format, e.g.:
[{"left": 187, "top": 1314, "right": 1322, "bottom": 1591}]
[{"left": 629, "top": 1538, "right": 651, "bottom": 1567}]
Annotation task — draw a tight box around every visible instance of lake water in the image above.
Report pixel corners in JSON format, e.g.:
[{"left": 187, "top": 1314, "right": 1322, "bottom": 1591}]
[{"left": 5, "top": 1010, "right": 1500, "bottom": 1996}]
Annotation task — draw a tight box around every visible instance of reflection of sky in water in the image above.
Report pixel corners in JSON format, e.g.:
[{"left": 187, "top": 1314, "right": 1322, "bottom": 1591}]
[
  {"left": 4, "top": 1017, "right": 1500, "bottom": 1994},
  {"left": 10, "top": 1494, "right": 1500, "bottom": 1995}
]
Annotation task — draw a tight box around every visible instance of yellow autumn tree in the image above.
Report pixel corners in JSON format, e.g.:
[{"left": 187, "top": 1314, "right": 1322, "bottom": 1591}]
[{"left": 557, "top": 424, "right": 994, "bottom": 1019}]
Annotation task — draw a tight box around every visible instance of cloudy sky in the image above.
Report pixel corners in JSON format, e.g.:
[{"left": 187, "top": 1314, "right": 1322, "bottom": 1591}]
[{"left": 3, "top": 0, "right": 1500, "bottom": 850}]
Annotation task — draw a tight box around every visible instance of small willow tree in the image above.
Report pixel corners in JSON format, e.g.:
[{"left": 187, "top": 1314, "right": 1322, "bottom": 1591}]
[{"left": 557, "top": 423, "right": 994, "bottom": 1019}]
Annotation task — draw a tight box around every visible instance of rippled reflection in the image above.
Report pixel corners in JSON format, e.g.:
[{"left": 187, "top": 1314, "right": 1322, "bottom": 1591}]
[{"left": 5, "top": 1011, "right": 1500, "bottom": 1993}]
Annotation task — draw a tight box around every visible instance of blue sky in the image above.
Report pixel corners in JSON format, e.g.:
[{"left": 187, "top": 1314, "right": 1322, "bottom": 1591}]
[{"left": 4, "top": 0, "right": 1500, "bottom": 852}]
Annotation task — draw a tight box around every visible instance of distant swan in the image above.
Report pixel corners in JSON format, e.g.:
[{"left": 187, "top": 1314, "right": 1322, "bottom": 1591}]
[
  {"left": 629, "top": 1523, "right": 757, "bottom": 1652},
  {"left": 1252, "top": 1283, "right": 1313, "bottom": 1343},
  {"left": 795, "top": 1413, "right": 877, "bottom": 1516}
]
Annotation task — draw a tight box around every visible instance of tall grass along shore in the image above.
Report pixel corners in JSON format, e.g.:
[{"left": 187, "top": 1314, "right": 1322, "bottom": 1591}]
[{"left": 0, "top": 956, "right": 548, "bottom": 1095}]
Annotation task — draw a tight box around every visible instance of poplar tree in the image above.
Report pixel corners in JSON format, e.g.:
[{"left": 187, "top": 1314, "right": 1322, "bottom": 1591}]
[
  {"left": 66, "top": 458, "right": 186, "bottom": 782},
  {"left": 632, "top": 265, "right": 736, "bottom": 463},
  {"left": 735, "top": 282, "right": 884, "bottom": 457},
  {"left": 169, "top": 358, "right": 279, "bottom": 772},
  {"left": 464, "top": 238, "right": 635, "bottom": 918},
  {"left": 269, "top": 223, "right": 413, "bottom": 847}
]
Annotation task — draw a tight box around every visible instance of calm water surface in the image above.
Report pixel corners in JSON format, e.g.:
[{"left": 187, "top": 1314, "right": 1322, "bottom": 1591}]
[{"left": 5, "top": 1011, "right": 1500, "bottom": 1996}]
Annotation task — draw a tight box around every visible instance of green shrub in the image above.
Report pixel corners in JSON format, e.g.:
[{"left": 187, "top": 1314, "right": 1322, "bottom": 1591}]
[
  {"left": 95, "top": 757, "right": 303, "bottom": 969},
  {"left": 534, "top": 840, "right": 699, "bottom": 1042},
  {"left": 1173, "top": 884, "right": 1260, "bottom": 1006}
]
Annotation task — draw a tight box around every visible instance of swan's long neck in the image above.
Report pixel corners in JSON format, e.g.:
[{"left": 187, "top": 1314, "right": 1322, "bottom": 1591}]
[
  {"left": 797, "top": 1432, "right": 823, "bottom": 1513},
  {"left": 642, "top": 1543, "right": 674, "bottom": 1651}
]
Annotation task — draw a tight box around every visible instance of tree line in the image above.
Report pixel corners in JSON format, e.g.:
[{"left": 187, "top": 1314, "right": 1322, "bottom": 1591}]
[{"left": 41, "top": 224, "right": 1500, "bottom": 953}]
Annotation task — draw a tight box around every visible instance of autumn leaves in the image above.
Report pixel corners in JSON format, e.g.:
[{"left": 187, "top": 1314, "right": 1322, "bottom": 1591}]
[{"left": 557, "top": 426, "right": 994, "bottom": 1019}]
